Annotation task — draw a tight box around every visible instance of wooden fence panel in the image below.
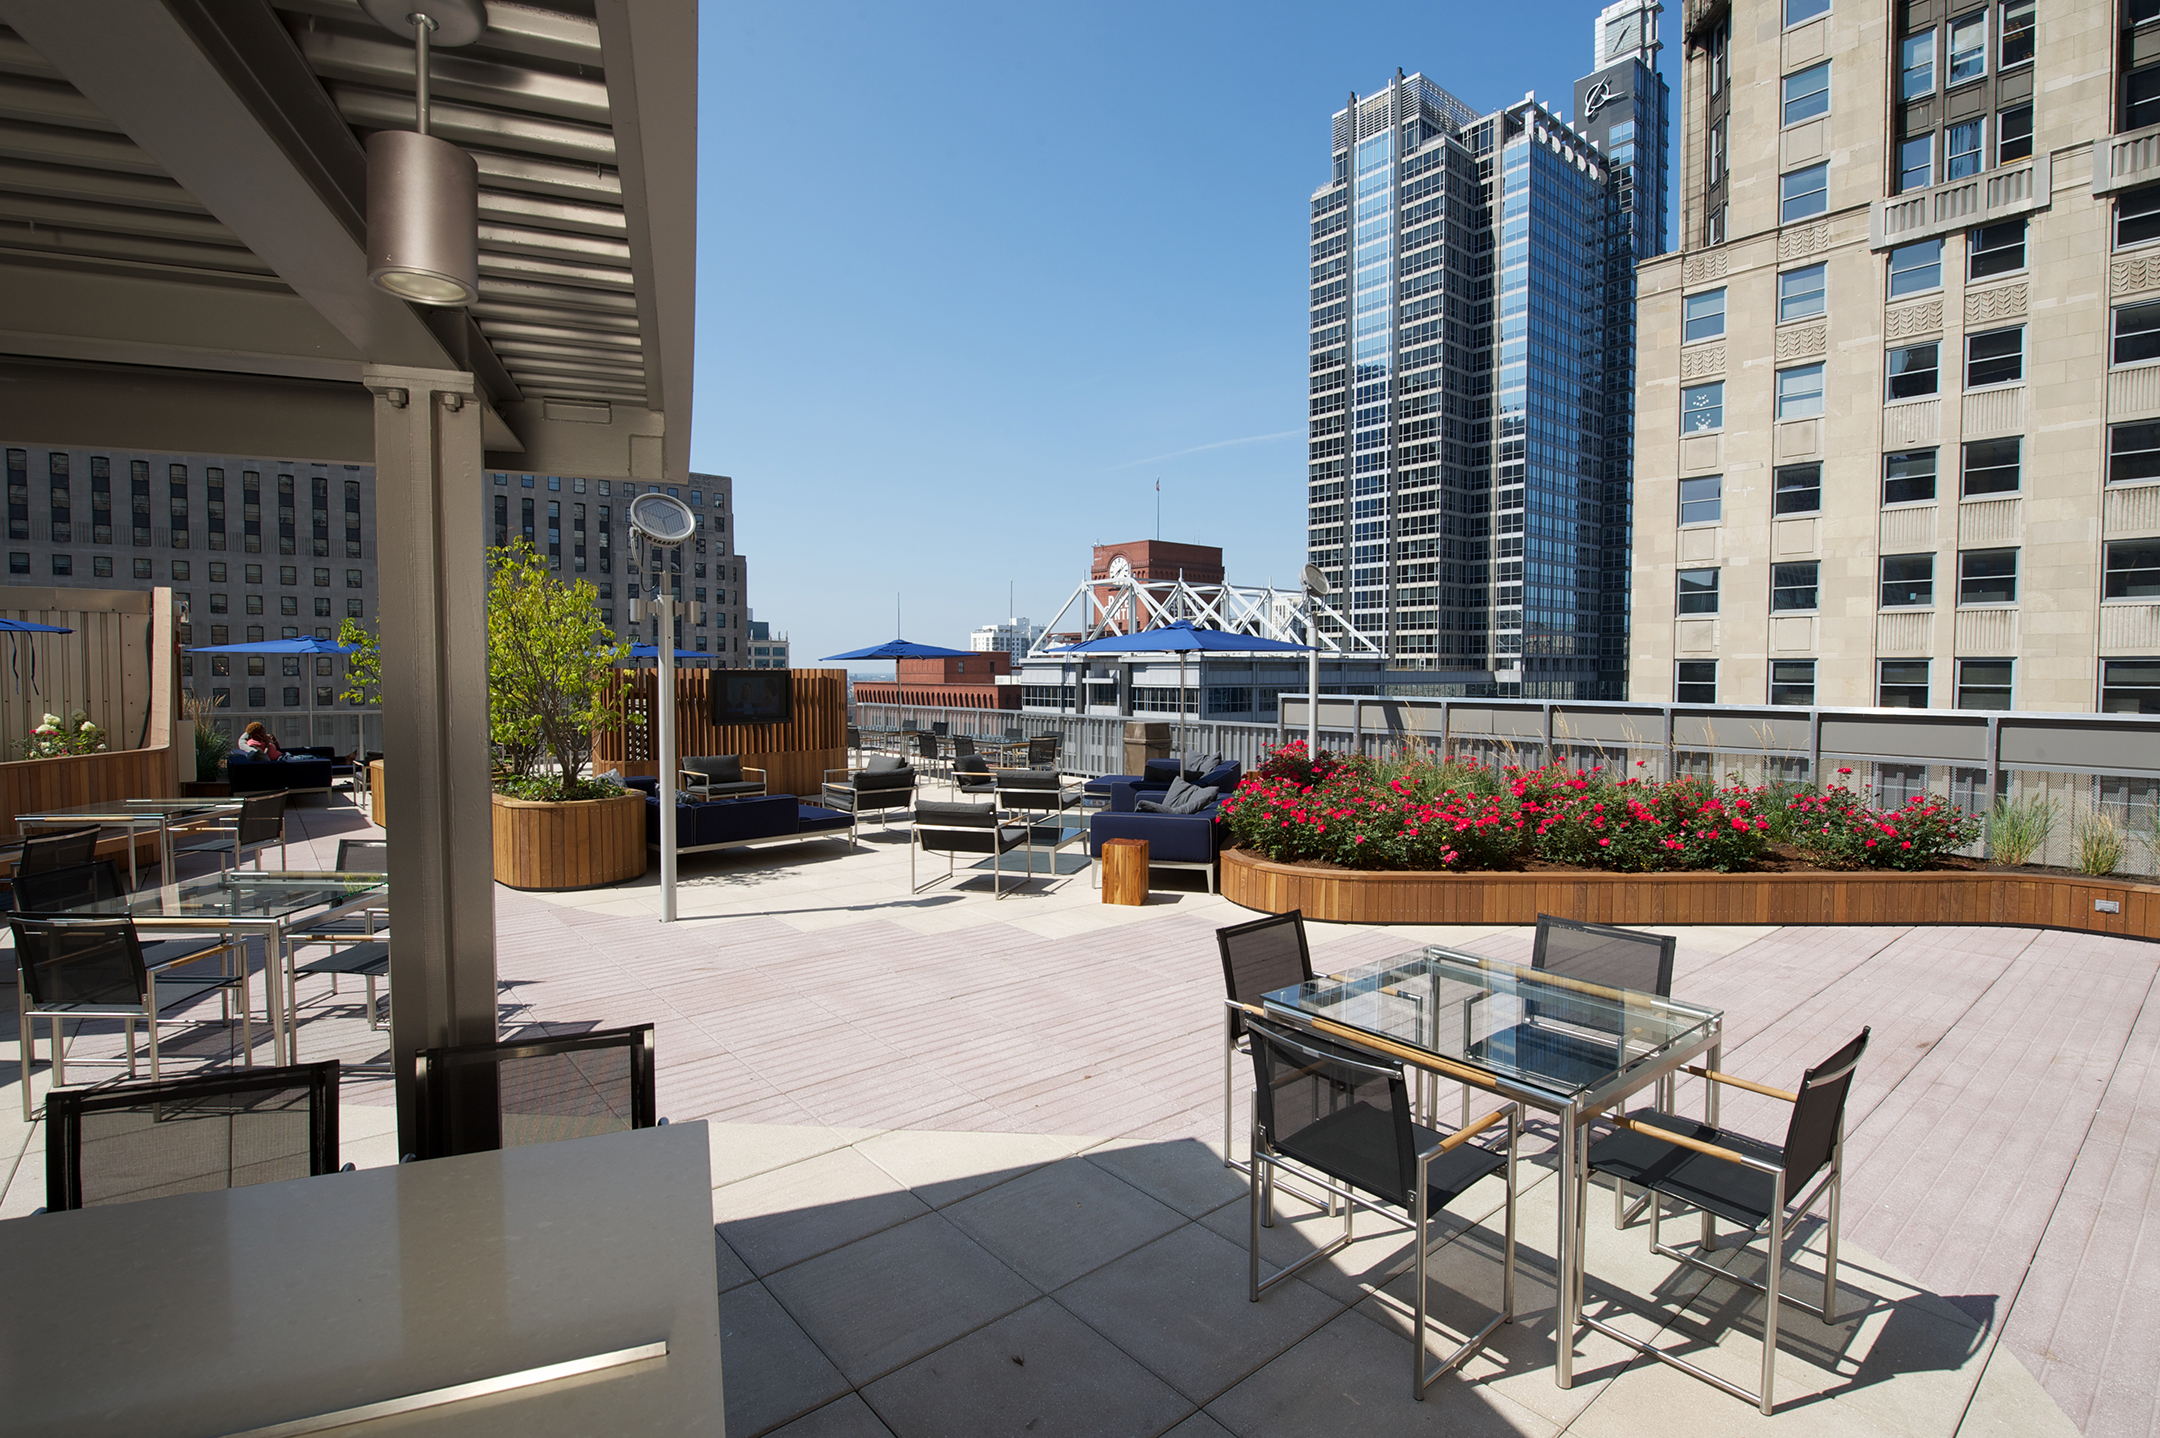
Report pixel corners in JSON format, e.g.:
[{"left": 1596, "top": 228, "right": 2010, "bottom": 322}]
[{"left": 596, "top": 668, "right": 847, "bottom": 800}]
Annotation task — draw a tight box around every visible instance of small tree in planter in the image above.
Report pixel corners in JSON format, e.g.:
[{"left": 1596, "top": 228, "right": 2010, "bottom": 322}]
[
  {"left": 181, "top": 692, "right": 227, "bottom": 783},
  {"left": 486, "top": 541, "right": 629, "bottom": 801}
]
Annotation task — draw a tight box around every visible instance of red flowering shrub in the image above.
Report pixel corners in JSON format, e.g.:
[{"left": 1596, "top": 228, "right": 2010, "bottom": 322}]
[{"left": 1786, "top": 784, "right": 1982, "bottom": 870}]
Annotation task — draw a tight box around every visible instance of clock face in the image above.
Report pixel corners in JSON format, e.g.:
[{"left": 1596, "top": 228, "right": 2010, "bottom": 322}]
[{"left": 1607, "top": 14, "right": 1640, "bottom": 58}]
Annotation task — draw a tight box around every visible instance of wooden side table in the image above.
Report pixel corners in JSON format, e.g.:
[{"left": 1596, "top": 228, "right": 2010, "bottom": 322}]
[{"left": 1100, "top": 837, "right": 1148, "bottom": 905}]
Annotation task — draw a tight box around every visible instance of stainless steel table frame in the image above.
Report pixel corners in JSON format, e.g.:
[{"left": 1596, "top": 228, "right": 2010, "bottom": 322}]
[
  {"left": 15, "top": 799, "right": 243, "bottom": 889},
  {"left": 1263, "top": 944, "right": 1724, "bottom": 1390}
]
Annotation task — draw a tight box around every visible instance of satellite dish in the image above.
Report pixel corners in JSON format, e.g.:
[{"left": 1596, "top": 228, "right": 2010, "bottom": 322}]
[
  {"left": 1300, "top": 563, "right": 1331, "bottom": 597},
  {"left": 627, "top": 492, "right": 697, "bottom": 547}
]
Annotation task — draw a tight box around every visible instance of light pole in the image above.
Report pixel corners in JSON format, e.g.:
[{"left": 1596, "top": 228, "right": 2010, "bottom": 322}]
[
  {"left": 628, "top": 491, "right": 698, "bottom": 923},
  {"left": 1300, "top": 564, "right": 1329, "bottom": 759}
]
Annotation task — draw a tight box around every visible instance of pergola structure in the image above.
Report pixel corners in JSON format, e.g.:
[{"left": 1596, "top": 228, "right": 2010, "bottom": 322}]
[
  {"left": 1027, "top": 571, "right": 1385, "bottom": 659},
  {"left": 0, "top": 0, "right": 697, "bottom": 1152}
]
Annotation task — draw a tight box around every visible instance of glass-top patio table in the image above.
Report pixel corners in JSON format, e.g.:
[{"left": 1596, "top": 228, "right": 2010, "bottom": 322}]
[
  {"left": 1263, "top": 945, "right": 1724, "bottom": 1389},
  {"left": 63, "top": 870, "right": 387, "bottom": 1068},
  {"left": 14, "top": 798, "right": 244, "bottom": 888}
]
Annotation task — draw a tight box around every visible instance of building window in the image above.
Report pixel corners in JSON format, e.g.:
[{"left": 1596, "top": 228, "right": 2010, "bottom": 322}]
[
  {"left": 49, "top": 554, "right": 70, "bottom": 576},
  {"left": 1898, "top": 134, "right": 1933, "bottom": 193},
  {"left": 1888, "top": 238, "right": 1944, "bottom": 296},
  {"left": 2120, "top": 188, "right": 2160, "bottom": 249},
  {"left": 7, "top": 553, "right": 25, "bottom": 575},
  {"left": 277, "top": 595, "right": 295, "bottom": 617},
  {"left": 1676, "top": 661, "right": 1718, "bottom": 704},
  {"left": 1783, "top": 62, "right": 1830, "bottom": 124},
  {"left": 2101, "top": 658, "right": 2160, "bottom": 713},
  {"left": 2105, "top": 540, "right": 2160, "bottom": 598},
  {"left": 1945, "top": 118, "right": 1984, "bottom": 180},
  {"left": 1778, "top": 263, "right": 1826, "bottom": 322},
  {"left": 2000, "top": 1, "right": 2034, "bottom": 68},
  {"left": 133, "top": 558, "right": 151, "bottom": 579},
  {"left": 1996, "top": 105, "right": 2033, "bottom": 162},
  {"left": 172, "top": 560, "right": 190, "bottom": 581},
  {"left": 1681, "top": 382, "right": 1724, "bottom": 432},
  {"left": 1901, "top": 30, "right": 1936, "bottom": 98},
  {"left": 1962, "top": 437, "right": 2022, "bottom": 495},
  {"left": 208, "top": 593, "right": 228, "bottom": 614},
  {"left": 1780, "top": 162, "right": 1829, "bottom": 221},
  {"left": 1881, "top": 553, "right": 1936, "bottom": 607},
  {"left": 1959, "top": 548, "right": 2019, "bottom": 604},
  {"left": 92, "top": 556, "right": 111, "bottom": 578},
  {"left": 1683, "top": 288, "right": 1726, "bottom": 342},
  {"left": 1776, "top": 363, "right": 1826, "bottom": 419},
  {"left": 1969, "top": 219, "right": 2026, "bottom": 278},
  {"left": 1887, "top": 341, "right": 1939, "bottom": 399},
  {"left": 1948, "top": 10, "right": 1988, "bottom": 84},
  {"left": 1679, "top": 476, "right": 1722, "bottom": 525},
  {"left": 1772, "top": 561, "right": 1820, "bottom": 611},
  {"left": 1775, "top": 462, "right": 1823, "bottom": 514},
  {"left": 2131, "top": 54, "right": 2160, "bottom": 131},
  {"left": 1784, "top": 0, "right": 1829, "bottom": 24},
  {"left": 1879, "top": 659, "right": 1931, "bottom": 708},
  {"left": 1885, "top": 449, "right": 1938, "bottom": 505},
  {"left": 314, "top": 597, "right": 331, "bottom": 617},
  {"left": 2115, "top": 301, "right": 2160, "bottom": 365},
  {"left": 1966, "top": 326, "right": 2024, "bottom": 386},
  {"left": 1955, "top": 658, "right": 2014, "bottom": 710},
  {"left": 1771, "top": 659, "right": 1817, "bottom": 706},
  {"left": 1677, "top": 568, "right": 1720, "bottom": 614},
  {"left": 347, "top": 599, "right": 363, "bottom": 618},
  {"left": 2110, "top": 421, "right": 2160, "bottom": 484},
  {"left": 246, "top": 595, "right": 263, "bottom": 614},
  {"left": 1704, "top": 204, "right": 1727, "bottom": 247}
]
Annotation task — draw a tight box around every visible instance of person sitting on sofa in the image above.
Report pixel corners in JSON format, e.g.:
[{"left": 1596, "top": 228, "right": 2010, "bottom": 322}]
[{"left": 238, "top": 721, "right": 283, "bottom": 760}]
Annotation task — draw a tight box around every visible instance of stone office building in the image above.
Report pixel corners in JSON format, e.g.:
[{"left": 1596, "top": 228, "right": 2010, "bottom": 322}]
[{"left": 1632, "top": 0, "right": 2157, "bottom": 715}]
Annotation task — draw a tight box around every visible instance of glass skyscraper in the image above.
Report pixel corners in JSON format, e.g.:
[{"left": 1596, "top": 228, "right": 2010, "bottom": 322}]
[{"left": 1305, "top": 5, "right": 1668, "bottom": 698}]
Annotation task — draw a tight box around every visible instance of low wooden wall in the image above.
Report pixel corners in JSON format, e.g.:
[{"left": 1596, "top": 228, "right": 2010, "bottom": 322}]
[
  {"left": 1220, "top": 848, "right": 2160, "bottom": 942},
  {"left": 596, "top": 668, "right": 846, "bottom": 800},
  {"left": 0, "top": 746, "right": 175, "bottom": 875},
  {"left": 491, "top": 792, "right": 647, "bottom": 891}
]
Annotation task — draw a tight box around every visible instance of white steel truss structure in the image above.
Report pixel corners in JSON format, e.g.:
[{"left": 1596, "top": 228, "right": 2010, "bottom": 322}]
[{"left": 1026, "top": 573, "right": 1385, "bottom": 658}]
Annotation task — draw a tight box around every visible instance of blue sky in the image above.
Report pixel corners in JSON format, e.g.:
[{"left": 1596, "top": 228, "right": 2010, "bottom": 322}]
[{"left": 691, "top": 1, "right": 1676, "bottom": 668}]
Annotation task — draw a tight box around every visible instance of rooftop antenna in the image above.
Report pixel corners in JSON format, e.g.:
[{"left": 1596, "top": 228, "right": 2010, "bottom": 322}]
[{"left": 1155, "top": 477, "right": 1161, "bottom": 540}]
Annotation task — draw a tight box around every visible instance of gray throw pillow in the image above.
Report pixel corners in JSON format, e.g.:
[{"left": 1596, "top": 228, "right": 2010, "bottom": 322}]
[
  {"left": 864, "top": 754, "right": 907, "bottom": 774},
  {"left": 1140, "top": 777, "right": 1217, "bottom": 815},
  {"left": 1182, "top": 752, "right": 1224, "bottom": 782}
]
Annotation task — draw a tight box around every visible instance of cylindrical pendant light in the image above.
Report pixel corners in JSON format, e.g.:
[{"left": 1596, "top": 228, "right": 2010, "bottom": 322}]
[{"left": 361, "top": 0, "right": 485, "bottom": 307}]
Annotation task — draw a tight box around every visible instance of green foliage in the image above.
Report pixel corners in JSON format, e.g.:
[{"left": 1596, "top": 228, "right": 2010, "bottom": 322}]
[
  {"left": 1986, "top": 794, "right": 2057, "bottom": 867},
  {"left": 486, "top": 541, "right": 628, "bottom": 801},
  {"left": 181, "top": 692, "right": 227, "bottom": 781},
  {"left": 2074, "top": 809, "right": 2129, "bottom": 876},
  {"left": 16, "top": 709, "right": 105, "bottom": 759},
  {"left": 1786, "top": 783, "right": 1983, "bottom": 870},
  {"left": 337, "top": 617, "right": 380, "bottom": 707},
  {"left": 494, "top": 773, "right": 625, "bottom": 803}
]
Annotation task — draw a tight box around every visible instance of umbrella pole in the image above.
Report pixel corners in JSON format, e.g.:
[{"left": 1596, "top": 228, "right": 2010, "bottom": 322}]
[{"left": 1178, "top": 652, "right": 1187, "bottom": 763}]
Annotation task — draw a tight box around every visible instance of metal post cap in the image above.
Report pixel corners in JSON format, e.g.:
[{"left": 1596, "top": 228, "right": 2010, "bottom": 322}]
[{"left": 359, "top": 0, "right": 486, "bottom": 45}]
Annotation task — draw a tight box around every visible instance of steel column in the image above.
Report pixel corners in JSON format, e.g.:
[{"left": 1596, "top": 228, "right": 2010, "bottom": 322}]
[{"left": 366, "top": 363, "right": 498, "bottom": 1156}]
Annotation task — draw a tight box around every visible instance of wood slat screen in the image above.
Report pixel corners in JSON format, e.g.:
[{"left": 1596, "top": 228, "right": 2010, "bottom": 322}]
[{"left": 596, "top": 668, "right": 847, "bottom": 801}]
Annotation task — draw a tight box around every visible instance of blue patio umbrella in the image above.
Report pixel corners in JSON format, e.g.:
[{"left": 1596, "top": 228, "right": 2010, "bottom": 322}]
[
  {"left": 820, "top": 639, "right": 974, "bottom": 661},
  {"left": 1047, "top": 620, "right": 1310, "bottom": 752},
  {"left": 0, "top": 617, "right": 72, "bottom": 634},
  {"left": 187, "top": 635, "right": 359, "bottom": 747}
]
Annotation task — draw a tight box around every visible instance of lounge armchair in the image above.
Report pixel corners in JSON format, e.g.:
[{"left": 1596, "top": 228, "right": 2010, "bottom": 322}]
[
  {"left": 911, "top": 800, "right": 1030, "bottom": 897},
  {"left": 631, "top": 785, "right": 855, "bottom": 856},
  {"left": 226, "top": 751, "right": 334, "bottom": 797},
  {"left": 1090, "top": 757, "right": 1242, "bottom": 817},
  {"left": 1086, "top": 764, "right": 1235, "bottom": 893},
  {"left": 821, "top": 755, "right": 917, "bottom": 826},
  {"left": 678, "top": 754, "right": 768, "bottom": 800}
]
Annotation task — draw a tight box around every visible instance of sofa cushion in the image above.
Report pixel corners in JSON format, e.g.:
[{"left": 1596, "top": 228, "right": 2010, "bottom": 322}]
[
  {"left": 916, "top": 800, "right": 997, "bottom": 827},
  {"left": 1088, "top": 809, "right": 1220, "bottom": 864},
  {"left": 1197, "top": 760, "right": 1242, "bottom": 793},
  {"left": 1141, "top": 758, "right": 1182, "bottom": 786},
  {"left": 864, "top": 754, "right": 908, "bottom": 774},
  {"left": 1137, "top": 777, "right": 1217, "bottom": 815},
  {"left": 685, "top": 754, "right": 743, "bottom": 784},
  {"left": 1181, "top": 753, "right": 1224, "bottom": 783},
  {"left": 796, "top": 804, "right": 852, "bottom": 834},
  {"left": 624, "top": 775, "right": 660, "bottom": 794}
]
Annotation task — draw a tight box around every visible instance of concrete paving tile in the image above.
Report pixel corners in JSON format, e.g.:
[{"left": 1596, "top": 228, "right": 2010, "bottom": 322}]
[
  {"left": 1055, "top": 1221, "right": 1343, "bottom": 1405},
  {"left": 1957, "top": 1343, "right": 2082, "bottom": 1438},
  {"left": 945, "top": 1156, "right": 1189, "bottom": 1292},
  {"left": 714, "top": 1146, "right": 929, "bottom": 1277},
  {"left": 860, "top": 1297, "right": 1193, "bottom": 1438},
  {"left": 1083, "top": 1135, "right": 1251, "bottom": 1220},
  {"left": 1159, "top": 1415, "right": 1235, "bottom": 1438},
  {"left": 764, "top": 1212, "right": 1040, "bottom": 1386},
  {"left": 718, "top": 1280, "right": 851, "bottom": 1438},
  {"left": 706, "top": 1121, "right": 884, "bottom": 1188},
  {"left": 763, "top": 1394, "right": 896, "bottom": 1438},
  {"left": 854, "top": 1128, "right": 1092, "bottom": 1208},
  {"left": 714, "top": 1227, "right": 755, "bottom": 1294},
  {"left": 1203, "top": 1305, "right": 1558, "bottom": 1437}
]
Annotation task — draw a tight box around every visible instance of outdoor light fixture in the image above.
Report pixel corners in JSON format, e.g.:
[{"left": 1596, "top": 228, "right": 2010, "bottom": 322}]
[
  {"left": 1301, "top": 562, "right": 1330, "bottom": 758},
  {"left": 626, "top": 490, "right": 700, "bottom": 925},
  {"left": 362, "top": 0, "right": 484, "bottom": 306}
]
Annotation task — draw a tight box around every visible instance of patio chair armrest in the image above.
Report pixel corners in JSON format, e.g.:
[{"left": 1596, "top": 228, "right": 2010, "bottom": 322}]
[
  {"left": 822, "top": 768, "right": 852, "bottom": 785},
  {"left": 1682, "top": 1066, "right": 1799, "bottom": 1103},
  {"left": 1610, "top": 1115, "right": 1783, "bottom": 1175},
  {"left": 743, "top": 766, "right": 766, "bottom": 782},
  {"left": 1435, "top": 1106, "right": 1512, "bottom": 1154}
]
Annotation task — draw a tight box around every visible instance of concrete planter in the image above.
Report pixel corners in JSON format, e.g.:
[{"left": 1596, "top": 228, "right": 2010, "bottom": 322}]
[
  {"left": 1219, "top": 847, "right": 2160, "bottom": 942},
  {"left": 491, "top": 790, "right": 648, "bottom": 892}
]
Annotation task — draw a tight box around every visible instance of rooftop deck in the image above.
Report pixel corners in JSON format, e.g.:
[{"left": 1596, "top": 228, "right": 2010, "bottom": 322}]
[{"left": 3, "top": 795, "right": 2154, "bottom": 1437}]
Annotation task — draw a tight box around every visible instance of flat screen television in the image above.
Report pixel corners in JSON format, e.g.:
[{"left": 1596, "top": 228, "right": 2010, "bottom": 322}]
[{"left": 712, "top": 669, "right": 792, "bottom": 725}]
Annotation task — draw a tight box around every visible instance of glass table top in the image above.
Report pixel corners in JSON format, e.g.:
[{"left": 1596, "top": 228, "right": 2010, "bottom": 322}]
[
  {"left": 18, "top": 799, "right": 239, "bottom": 823},
  {"left": 1263, "top": 946, "right": 1722, "bottom": 1106},
  {"left": 64, "top": 871, "right": 385, "bottom": 923}
]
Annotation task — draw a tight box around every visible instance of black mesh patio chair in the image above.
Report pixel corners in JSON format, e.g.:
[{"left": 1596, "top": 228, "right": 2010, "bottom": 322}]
[
  {"left": 288, "top": 837, "right": 393, "bottom": 1049},
  {"left": 13, "top": 861, "right": 237, "bottom": 976},
  {"left": 911, "top": 801, "right": 1031, "bottom": 897},
  {"left": 8, "top": 825, "right": 103, "bottom": 877},
  {"left": 1025, "top": 735, "right": 1059, "bottom": 769},
  {"left": 1245, "top": 1015, "right": 1519, "bottom": 1399},
  {"left": 1582, "top": 1028, "right": 1872, "bottom": 1416},
  {"left": 912, "top": 730, "right": 944, "bottom": 778},
  {"left": 952, "top": 735, "right": 977, "bottom": 760},
  {"left": 821, "top": 759, "right": 917, "bottom": 827},
  {"left": 174, "top": 793, "right": 287, "bottom": 871},
  {"left": 412, "top": 1022, "right": 657, "bottom": 1160},
  {"left": 1215, "top": 910, "right": 1314, "bottom": 1172},
  {"left": 952, "top": 754, "right": 997, "bottom": 796},
  {"left": 847, "top": 726, "right": 862, "bottom": 758},
  {"left": 13, "top": 915, "right": 253, "bottom": 1120},
  {"left": 929, "top": 721, "right": 949, "bottom": 736},
  {"left": 995, "top": 769, "right": 1081, "bottom": 858},
  {"left": 44, "top": 1061, "right": 340, "bottom": 1210}
]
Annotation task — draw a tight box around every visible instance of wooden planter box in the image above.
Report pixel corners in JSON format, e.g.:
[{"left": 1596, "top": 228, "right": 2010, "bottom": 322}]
[
  {"left": 1219, "top": 847, "right": 2160, "bottom": 943},
  {"left": 491, "top": 791, "right": 648, "bottom": 892}
]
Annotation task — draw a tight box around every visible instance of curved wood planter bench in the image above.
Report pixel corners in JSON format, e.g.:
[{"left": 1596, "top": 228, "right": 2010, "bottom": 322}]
[
  {"left": 492, "top": 792, "right": 648, "bottom": 892},
  {"left": 1220, "top": 847, "right": 2160, "bottom": 943}
]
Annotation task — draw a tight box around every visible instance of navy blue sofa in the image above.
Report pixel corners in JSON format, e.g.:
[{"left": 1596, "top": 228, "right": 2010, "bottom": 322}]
[
  {"left": 1087, "top": 758, "right": 1243, "bottom": 816},
  {"left": 1085, "top": 758, "right": 1242, "bottom": 893},
  {"left": 227, "top": 752, "right": 335, "bottom": 796},
  {"left": 627, "top": 780, "right": 854, "bottom": 857}
]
